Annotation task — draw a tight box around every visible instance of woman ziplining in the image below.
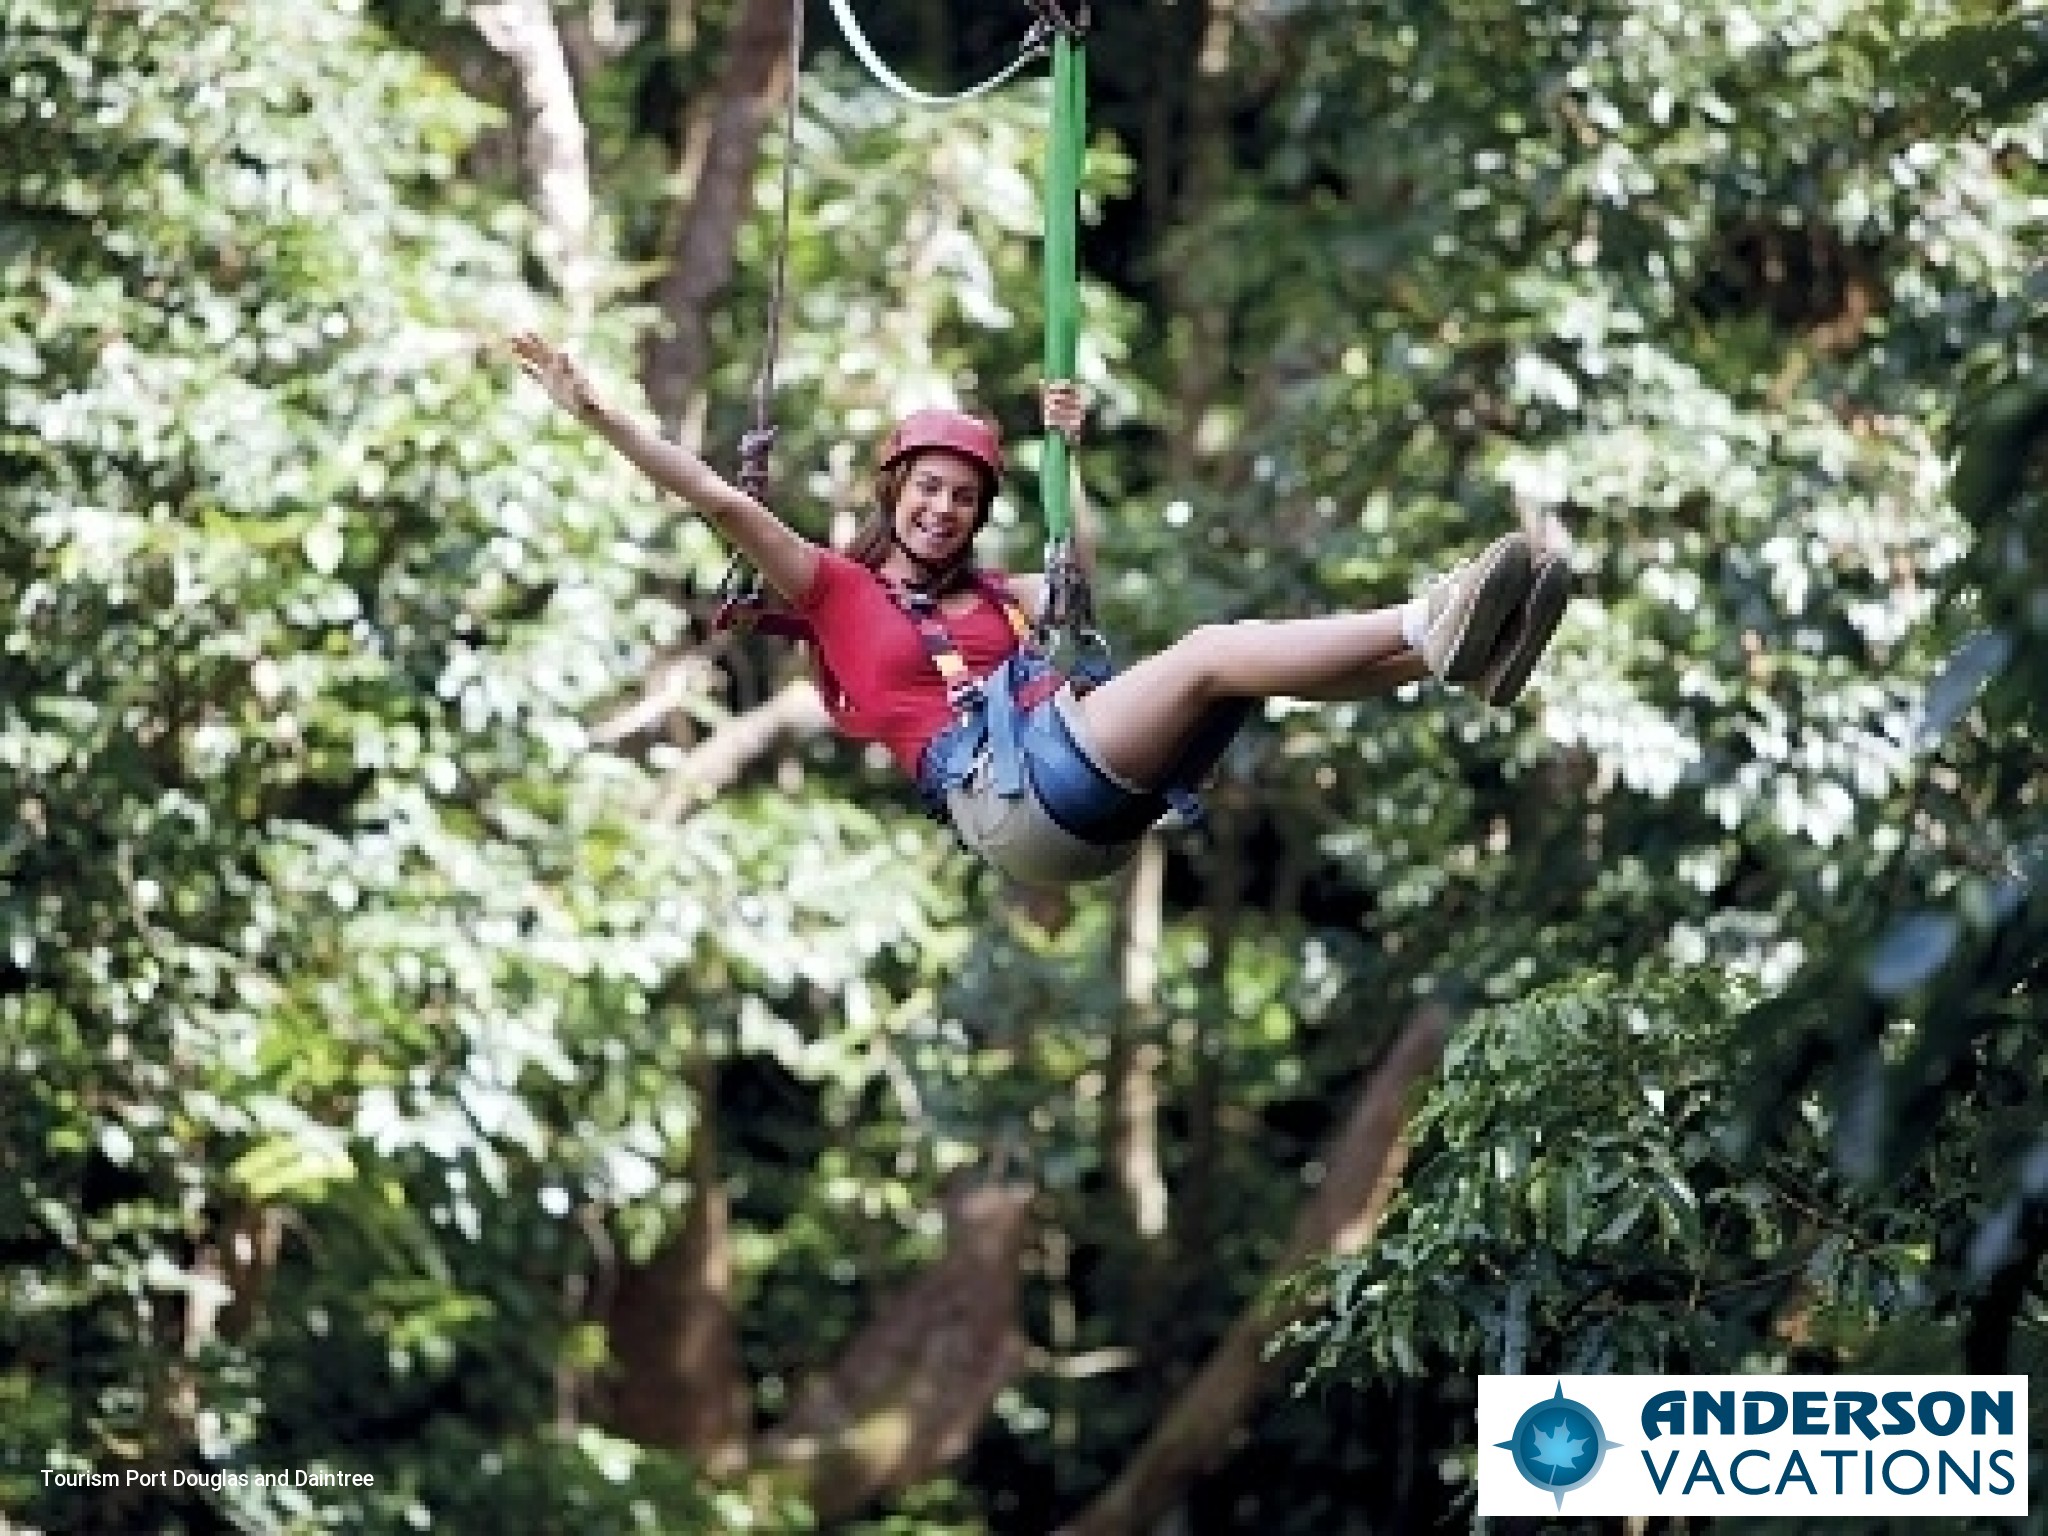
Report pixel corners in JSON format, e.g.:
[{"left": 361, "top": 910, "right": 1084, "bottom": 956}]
[
  {"left": 508, "top": 335, "right": 1570, "bottom": 886},
  {"left": 502, "top": 0, "right": 1571, "bottom": 887}
]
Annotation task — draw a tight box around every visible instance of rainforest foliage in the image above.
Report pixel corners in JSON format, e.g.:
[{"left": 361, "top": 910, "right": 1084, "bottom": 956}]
[{"left": 2, "top": 1, "right": 2042, "bottom": 1532}]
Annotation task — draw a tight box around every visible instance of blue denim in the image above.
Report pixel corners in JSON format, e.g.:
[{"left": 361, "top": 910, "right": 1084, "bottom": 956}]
[{"left": 917, "top": 661, "right": 1250, "bottom": 849}]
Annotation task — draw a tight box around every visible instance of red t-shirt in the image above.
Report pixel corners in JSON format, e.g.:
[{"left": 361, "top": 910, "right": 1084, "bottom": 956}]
[{"left": 794, "top": 550, "right": 1024, "bottom": 778}]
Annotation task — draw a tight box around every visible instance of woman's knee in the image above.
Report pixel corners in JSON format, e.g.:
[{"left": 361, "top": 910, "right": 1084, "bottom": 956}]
[{"left": 1178, "top": 620, "right": 1272, "bottom": 695}]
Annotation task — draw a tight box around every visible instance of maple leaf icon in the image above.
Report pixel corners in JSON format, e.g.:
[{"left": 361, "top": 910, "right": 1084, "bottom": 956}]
[
  {"left": 1528, "top": 1419, "right": 1587, "bottom": 1474},
  {"left": 1497, "top": 1384, "right": 1619, "bottom": 1508}
]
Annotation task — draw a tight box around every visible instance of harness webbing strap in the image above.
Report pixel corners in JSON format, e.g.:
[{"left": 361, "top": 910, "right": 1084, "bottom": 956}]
[
  {"left": 893, "top": 576, "right": 1038, "bottom": 717},
  {"left": 888, "top": 575, "right": 1057, "bottom": 808},
  {"left": 714, "top": 571, "right": 1040, "bottom": 715}
]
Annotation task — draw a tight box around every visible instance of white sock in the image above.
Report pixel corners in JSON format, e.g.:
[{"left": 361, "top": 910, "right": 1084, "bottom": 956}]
[{"left": 1399, "top": 595, "right": 1432, "bottom": 650}]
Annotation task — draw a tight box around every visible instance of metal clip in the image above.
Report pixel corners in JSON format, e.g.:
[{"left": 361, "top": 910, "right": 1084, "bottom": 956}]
[
  {"left": 736, "top": 424, "right": 777, "bottom": 503},
  {"left": 711, "top": 549, "right": 764, "bottom": 632},
  {"left": 1036, "top": 536, "right": 1112, "bottom": 680},
  {"left": 1023, "top": 0, "right": 1087, "bottom": 42}
]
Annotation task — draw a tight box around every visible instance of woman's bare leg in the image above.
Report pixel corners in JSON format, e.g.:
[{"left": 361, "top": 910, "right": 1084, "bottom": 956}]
[
  {"left": 1326, "top": 649, "right": 1431, "bottom": 700},
  {"left": 1071, "top": 611, "right": 1422, "bottom": 787}
]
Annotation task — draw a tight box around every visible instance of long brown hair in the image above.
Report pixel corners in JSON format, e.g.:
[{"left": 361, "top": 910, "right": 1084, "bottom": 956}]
[{"left": 841, "top": 452, "right": 999, "bottom": 591}]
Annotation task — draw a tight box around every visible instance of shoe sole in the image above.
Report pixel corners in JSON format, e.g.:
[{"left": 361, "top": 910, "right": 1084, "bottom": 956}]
[
  {"left": 1483, "top": 555, "right": 1571, "bottom": 706},
  {"left": 1435, "top": 534, "right": 1532, "bottom": 683}
]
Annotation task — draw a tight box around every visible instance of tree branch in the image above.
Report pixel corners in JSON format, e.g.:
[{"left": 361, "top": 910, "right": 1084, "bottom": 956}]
[
  {"left": 1057, "top": 1008, "right": 1450, "bottom": 1536},
  {"left": 651, "top": 675, "right": 827, "bottom": 817},
  {"left": 758, "top": 1184, "right": 1037, "bottom": 1522},
  {"left": 1112, "top": 836, "right": 1170, "bottom": 1240},
  {"left": 474, "top": 0, "right": 599, "bottom": 311},
  {"left": 642, "top": 0, "right": 797, "bottom": 437},
  {"left": 588, "top": 653, "right": 723, "bottom": 748},
  {"left": 602, "top": 1053, "right": 750, "bottom": 1470}
]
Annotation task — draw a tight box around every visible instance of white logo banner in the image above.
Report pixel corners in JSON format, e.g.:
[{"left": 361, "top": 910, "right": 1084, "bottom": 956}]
[{"left": 1478, "top": 1375, "right": 2029, "bottom": 1517}]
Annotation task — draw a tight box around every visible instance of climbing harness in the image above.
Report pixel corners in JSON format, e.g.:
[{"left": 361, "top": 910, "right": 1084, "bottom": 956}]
[
  {"left": 895, "top": 575, "right": 1046, "bottom": 721},
  {"left": 717, "top": 556, "right": 1243, "bottom": 873},
  {"left": 903, "top": 577, "right": 1244, "bottom": 857}
]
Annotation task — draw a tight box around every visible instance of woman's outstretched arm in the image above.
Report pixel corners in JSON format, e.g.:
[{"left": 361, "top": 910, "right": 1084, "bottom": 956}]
[{"left": 509, "top": 331, "right": 820, "bottom": 602}]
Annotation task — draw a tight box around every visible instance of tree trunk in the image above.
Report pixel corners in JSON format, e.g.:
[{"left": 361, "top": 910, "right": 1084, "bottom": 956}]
[
  {"left": 758, "top": 1183, "right": 1036, "bottom": 1521},
  {"left": 1110, "top": 835, "right": 1170, "bottom": 1243},
  {"left": 1165, "top": 0, "right": 1239, "bottom": 486},
  {"left": 1179, "top": 813, "right": 1245, "bottom": 1338},
  {"left": 603, "top": 1052, "right": 749, "bottom": 1469},
  {"left": 913, "top": 0, "right": 952, "bottom": 85},
  {"left": 641, "top": 0, "right": 797, "bottom": 439},
  {"left": 1057, "top": 1009, "right": 1450, "bottom": 1536},
  {"left": 601, "top": 0, "right": 802, "bottom": 1443},
  {"left": 473, "top": 0, "right": 599, "bottom": 311}
]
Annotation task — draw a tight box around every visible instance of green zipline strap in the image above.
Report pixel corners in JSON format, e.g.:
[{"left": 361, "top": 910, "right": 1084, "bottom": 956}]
[
  {"left": 1039, "top": 29, "right": 1085, "bottom": 547},
  {"left": 1035, "top": 24, "right": 1106, "bottom": 666}
]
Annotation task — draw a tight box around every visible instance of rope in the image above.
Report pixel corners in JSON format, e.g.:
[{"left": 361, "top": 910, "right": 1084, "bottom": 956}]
[
  {"left": 736, "top": 0, "right": 806, "bottom": 504},
  {"left": 824, "top": 0, "right": 1049, "bottom": 108}
]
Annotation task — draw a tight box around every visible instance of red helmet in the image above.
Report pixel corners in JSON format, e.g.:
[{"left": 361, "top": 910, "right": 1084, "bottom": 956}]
[{"left": 878, "top": 407, "right": 1003, "bottom": 482}]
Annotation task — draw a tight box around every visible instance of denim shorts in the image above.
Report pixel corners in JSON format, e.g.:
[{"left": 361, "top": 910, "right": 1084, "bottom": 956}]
[{"left": 944, "top": 686, "right": 1146, "bottom": 886}]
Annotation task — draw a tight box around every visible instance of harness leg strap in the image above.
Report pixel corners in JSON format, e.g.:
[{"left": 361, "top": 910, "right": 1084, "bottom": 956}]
[{"left": 985, "top": 657, "right": 1028, "bottom": 798}]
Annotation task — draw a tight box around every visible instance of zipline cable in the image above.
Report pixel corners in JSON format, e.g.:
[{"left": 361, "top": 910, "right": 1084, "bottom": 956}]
[{"left": 823, "top": 0, "right": 1049, "bottom": 108}]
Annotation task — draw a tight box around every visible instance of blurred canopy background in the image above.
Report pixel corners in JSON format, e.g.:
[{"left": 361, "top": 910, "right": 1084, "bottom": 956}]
[{"left": 1, "top": 1, "right": 2042, "bottom": 1531}]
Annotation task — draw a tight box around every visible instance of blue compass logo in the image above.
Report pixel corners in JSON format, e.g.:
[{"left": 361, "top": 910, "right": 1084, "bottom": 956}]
[{"left": 1496, "top": 1383, "right": 1623, "bottom": 1507}]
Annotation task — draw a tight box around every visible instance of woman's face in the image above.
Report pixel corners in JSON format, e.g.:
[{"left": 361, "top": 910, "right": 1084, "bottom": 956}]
[{"left": 890, "top": 449, "right": 986, "bottom": 567}]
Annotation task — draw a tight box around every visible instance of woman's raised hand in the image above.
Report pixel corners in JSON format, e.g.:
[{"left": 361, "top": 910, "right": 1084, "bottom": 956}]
[
  {"left": 509, "top": 330, "right": 601, "bottom": 418},
  {"left": 1041, "top": 378, "right": 1087, "bottom": 442}
]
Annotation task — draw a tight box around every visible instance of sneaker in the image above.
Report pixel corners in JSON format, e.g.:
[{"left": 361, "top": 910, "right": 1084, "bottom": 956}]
[
  {"left": 1478, "top": 552, "right": 1572, "bottom": 707},
  {"left": 1419, "top": 533, "right": 1533, "bottom": 683}
]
